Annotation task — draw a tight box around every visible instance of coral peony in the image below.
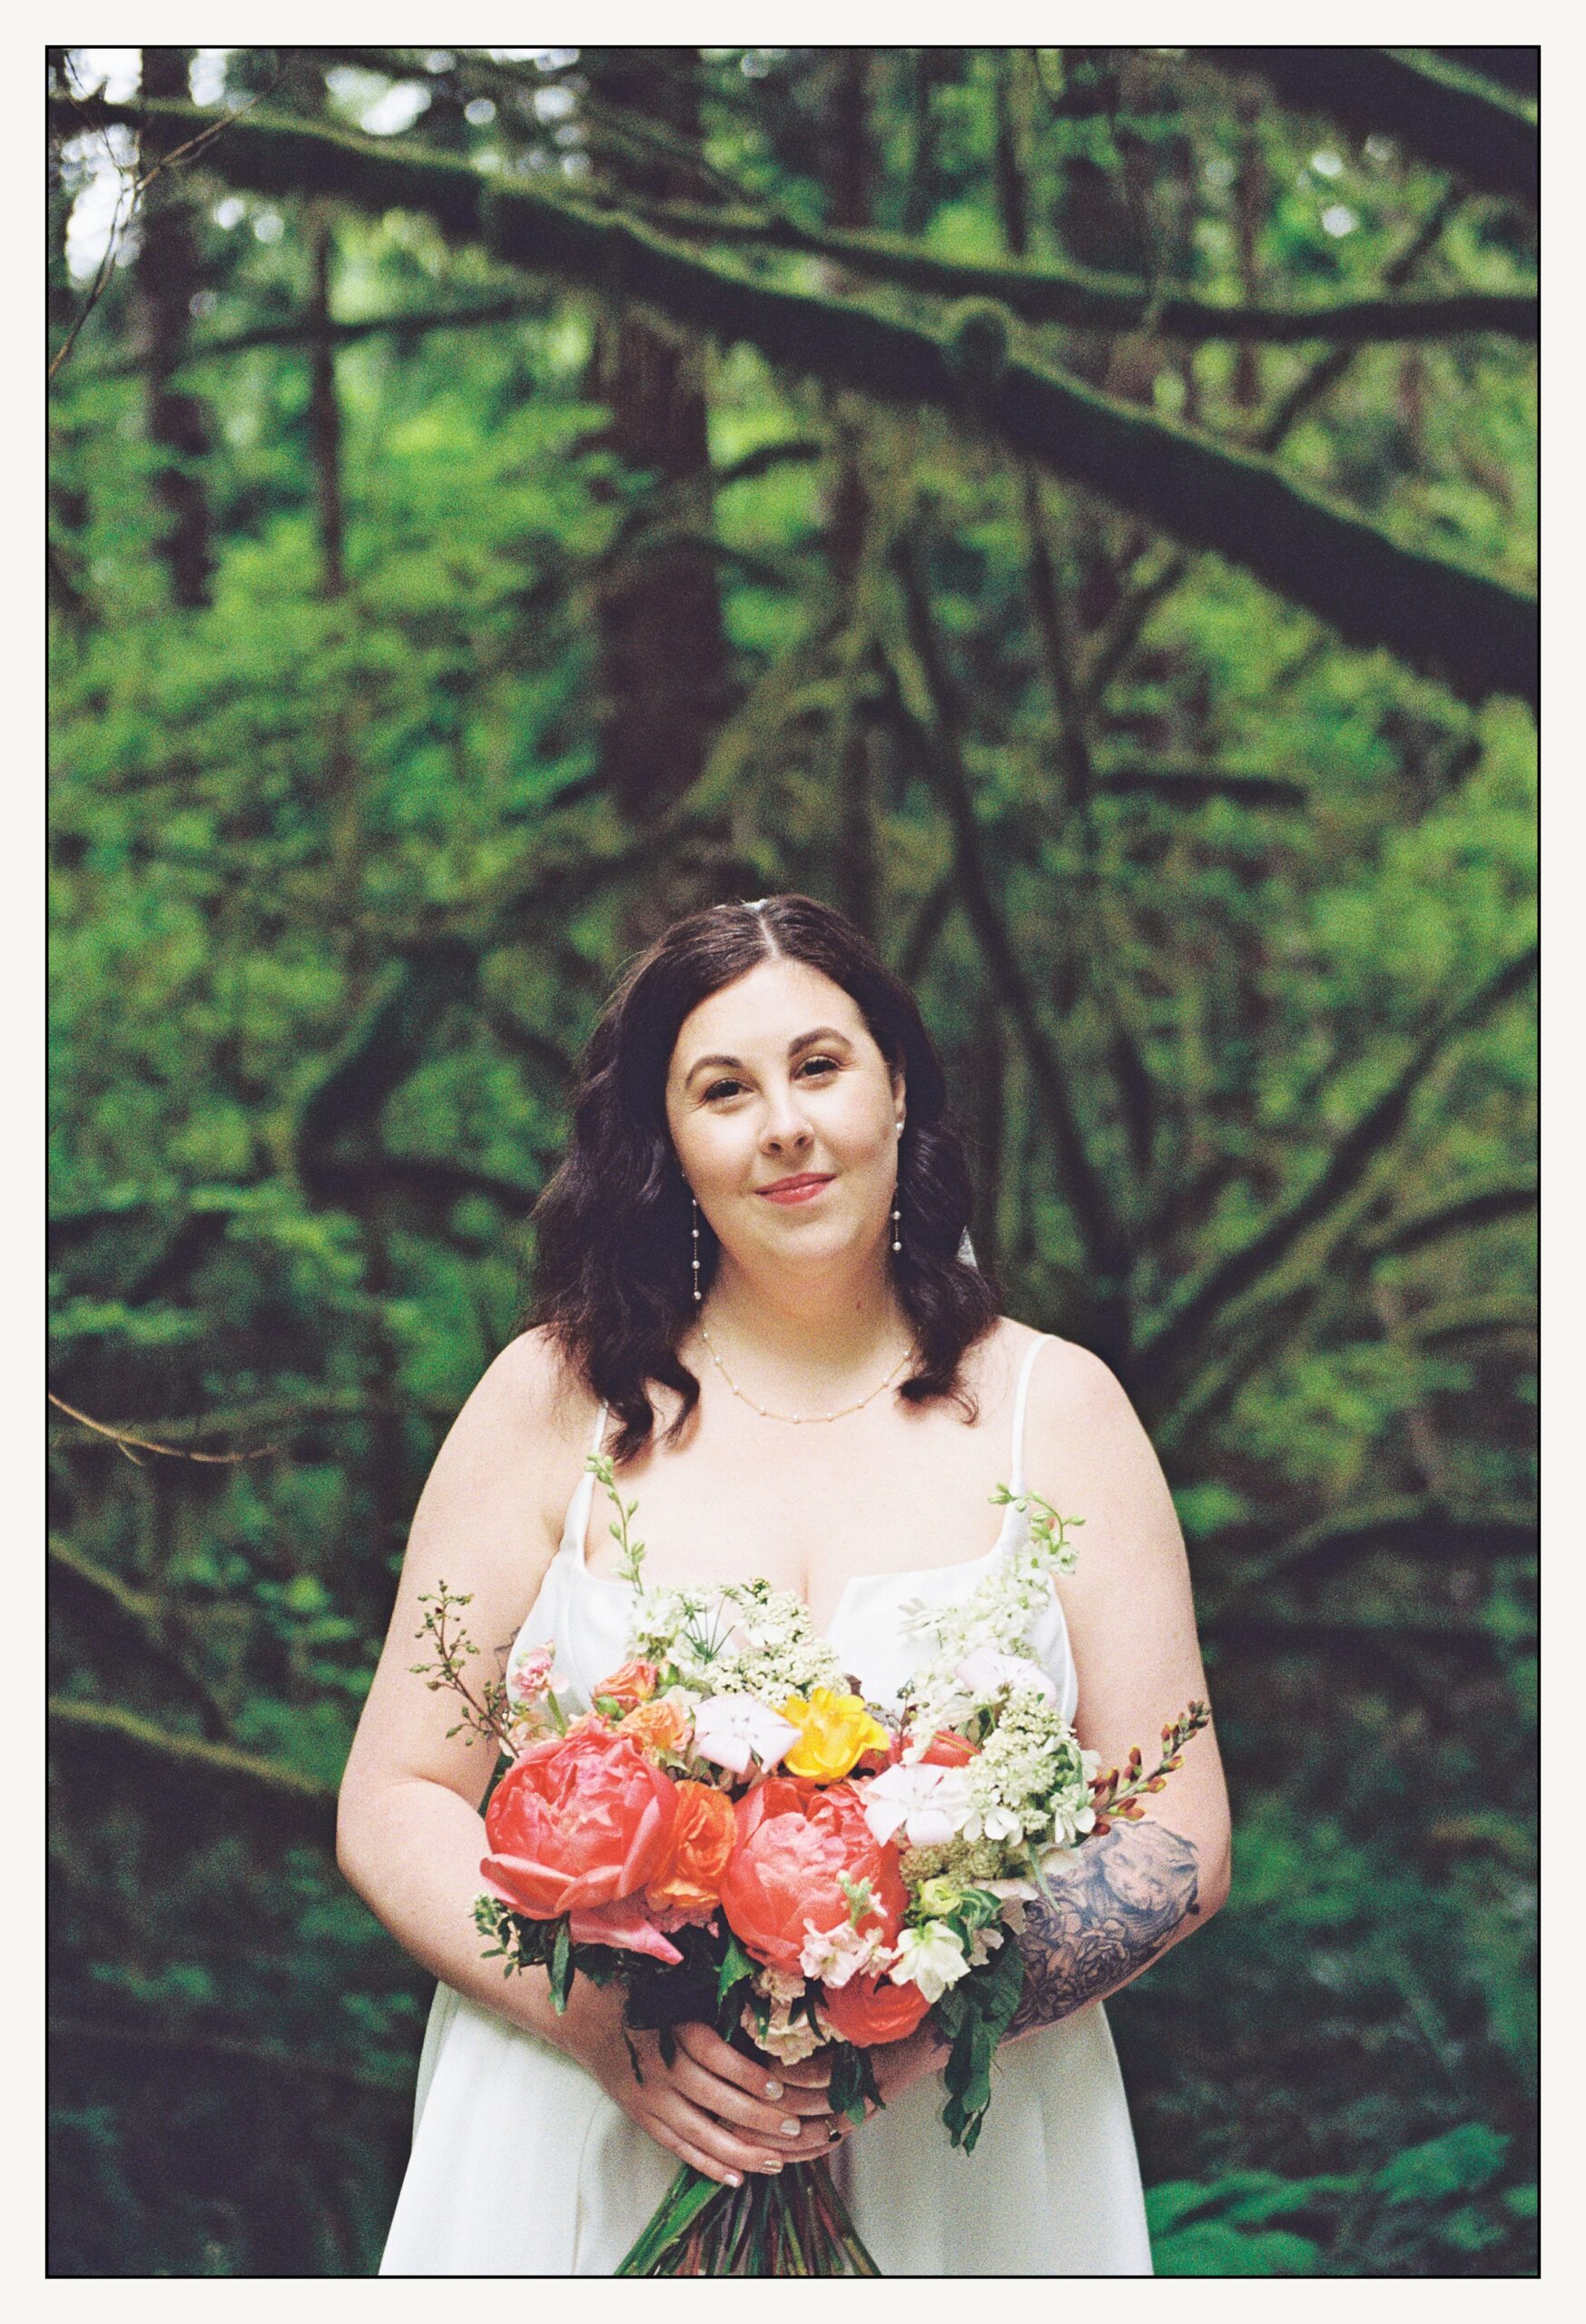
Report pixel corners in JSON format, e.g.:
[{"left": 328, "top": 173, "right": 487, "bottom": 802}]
[
  {"left": 819, "top": 1970, "right": 932, "bottom": 2048},
  {"left": 718, "top": 1777, "right": 906, "bottom": 1974},
  {"left": 646, "top": 1780, "right": 736, "bottom": 1920},
  {"left": 566, "top": 1896, "right": 684, "bottom": 1963},
  {"left": 482, "top": 1726, "right": 677, "bottom": 1920}
]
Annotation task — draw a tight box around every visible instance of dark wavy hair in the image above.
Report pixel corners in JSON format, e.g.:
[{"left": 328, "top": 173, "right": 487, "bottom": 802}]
[{"left": 527, "top": 894, "right": 1000, "bottom": 1462}]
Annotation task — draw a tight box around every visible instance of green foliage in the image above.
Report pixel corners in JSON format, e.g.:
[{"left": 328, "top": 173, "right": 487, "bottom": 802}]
[
  {"left": 1146, "top": 2123, "right": 1529, "bottom": 2274},
  {"left": 49, "top": 42, "right": 1532, "bottom": 2278}
]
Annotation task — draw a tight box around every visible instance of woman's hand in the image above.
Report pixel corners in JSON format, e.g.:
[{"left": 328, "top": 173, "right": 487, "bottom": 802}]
[
  {"left": 557, "top": 1980, "right": 843, "bottom": 2187},
  {"left": 870, "top": 2022, "right": 950, "bottom": 2110}
]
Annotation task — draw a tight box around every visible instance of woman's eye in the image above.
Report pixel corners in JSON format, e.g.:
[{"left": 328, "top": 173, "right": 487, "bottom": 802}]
[{"left": 704, "top": 1058, "right": 837, "bottom": 1103}]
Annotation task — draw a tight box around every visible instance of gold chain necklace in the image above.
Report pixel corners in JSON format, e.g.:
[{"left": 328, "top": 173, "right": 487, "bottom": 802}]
[{"left": 694, "top": 1315, "right": 913, "bottom": 1424}]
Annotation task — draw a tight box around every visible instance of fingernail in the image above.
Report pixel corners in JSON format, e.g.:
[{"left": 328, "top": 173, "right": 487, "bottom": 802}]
[
  {"left": 760, "top": 2158, "right": 783, "bottom": 2174},
  {"left": 726, "top": 2172, "right": 744, "bottom": 2188},
  {"left": 763, "top": 2079, "right": 783, "bottom": 2100},
  {"left": 779, "top": 2117, "right": 801, "bottom": 2137}
]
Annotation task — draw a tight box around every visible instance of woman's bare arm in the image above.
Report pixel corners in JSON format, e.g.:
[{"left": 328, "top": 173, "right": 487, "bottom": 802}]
[
  {"left": 335, "top": 1332, "right": 842, "bottom": 2183},
  {"left": 1004, "top": 1342, "right": 1232, "bottom": 2042},
  {"left": 335, "top": 1326, "right": 584, "bottom": 2043}
]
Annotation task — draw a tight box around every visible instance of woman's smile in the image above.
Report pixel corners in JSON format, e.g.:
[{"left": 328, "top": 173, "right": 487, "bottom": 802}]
[{"left": 756, "top": 1173, "right": 835, "bottom": 1206}]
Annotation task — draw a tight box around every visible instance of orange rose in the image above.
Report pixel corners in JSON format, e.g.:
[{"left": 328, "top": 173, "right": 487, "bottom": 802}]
[
  {"left": 619, "top": 1695, "right": 692, "bottom": 1758},
  {"left": 596, "top": 1658, "right": 660, "bottom": 1710},
  {"left": 820, "top": 1970, "right": 931, "bottom": 2048},
  {"left": 646, "top": 1780, "right": 737, "bottom": 1919}
]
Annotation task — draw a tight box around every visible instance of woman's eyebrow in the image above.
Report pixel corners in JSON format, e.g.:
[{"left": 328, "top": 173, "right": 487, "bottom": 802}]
[{"left": 684, "top": 1027, "right": 852, "bottom": 1085}]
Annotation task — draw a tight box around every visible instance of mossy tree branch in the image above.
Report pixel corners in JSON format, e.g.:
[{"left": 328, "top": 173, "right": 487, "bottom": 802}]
[
  {"left": 49, "top": 1698, "right": 339, "bottom": 1843},
  {"left": 1207, "top": 1497, "right": 1538, "bottom": 1611},
  {"left": 1191, "top": 46, "right": 1538, "bottom": 206},
  {"left": 1365, "top": 1173, "right": 1538, "bottom": 1259},
  {"left": 67, "top": 293, "right": 539, "bottom": 383},
  {"left": 1139, "top": 940, "right": 1538, "bottom": 1386},
  {"left": 48, "top": 1539, "right": 231, "bottom": 1736},
  {"left": 1078, "top": 186, "right": 1467, "bottom": 716},
  {"left": 615, "top": 192, "right": 1536, "bottom": 343},
  {"left": 50, "top": 94, "right": 1538, "bottom": 709}
]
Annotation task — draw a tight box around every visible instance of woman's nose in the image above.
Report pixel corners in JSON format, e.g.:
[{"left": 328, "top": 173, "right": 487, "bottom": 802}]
[{"left": 760, "top": 1082, "right": 814, "bottom": 1147}]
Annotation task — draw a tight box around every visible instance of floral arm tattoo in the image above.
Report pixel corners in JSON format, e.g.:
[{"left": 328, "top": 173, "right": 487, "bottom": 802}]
[{"left": 1005, "top": 1820, "right": 1200, "bottom": 2040}]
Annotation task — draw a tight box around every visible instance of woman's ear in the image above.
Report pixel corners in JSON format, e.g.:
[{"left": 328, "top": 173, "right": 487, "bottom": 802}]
[{"left": 891, "top": 1064, "right": 907, "bottom": 1129}]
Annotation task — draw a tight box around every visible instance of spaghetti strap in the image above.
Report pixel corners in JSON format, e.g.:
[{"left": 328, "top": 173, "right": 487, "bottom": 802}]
[
  {"left": 1008, "top": 1334, "right": 1052, "bottom": 1498},
  {"left": 557, "top": 1400, "right": 611, "bottom": 1563}
]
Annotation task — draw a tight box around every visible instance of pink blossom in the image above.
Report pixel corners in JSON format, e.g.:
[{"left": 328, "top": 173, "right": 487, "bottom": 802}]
[
  {"left": 798, "top": 1915, "right": 895, "bottom": 1990},
  {"left": 507, "top": 1644, "right": 557, "bottom": 1706}
]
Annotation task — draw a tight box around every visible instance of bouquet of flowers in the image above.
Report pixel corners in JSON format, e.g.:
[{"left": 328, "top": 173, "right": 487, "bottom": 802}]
[{"left": 416, "top": 1456, "right": 1207, "bottom": 2276}]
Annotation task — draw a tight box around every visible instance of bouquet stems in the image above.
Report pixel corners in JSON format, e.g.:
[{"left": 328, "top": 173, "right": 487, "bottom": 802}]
[{"left": 616, "top": 2159, "right": 881, "bottom": 2276}]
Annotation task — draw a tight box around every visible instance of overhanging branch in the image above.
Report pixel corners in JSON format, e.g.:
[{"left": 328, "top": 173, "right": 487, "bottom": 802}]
[
  {"left": 1139, "top": 940, "right": 1538, "bottom": 1381},
  {"left": 619, "top": 193, "right": 1535, "bottom": 343},
  {"left": 1192, "top": 46, "right": 1538, "bottom": 206},
  {"left": 50, "top": 93, "right": 1539, "bottom": 709},
  {"left": 49, "top": 1698, "right": 339, "bottom": 1843}
]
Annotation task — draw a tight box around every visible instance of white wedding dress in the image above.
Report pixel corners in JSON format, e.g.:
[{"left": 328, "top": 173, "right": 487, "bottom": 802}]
[{"left": 380, "top": 1333, "right": 1153, "bottom": 2275}]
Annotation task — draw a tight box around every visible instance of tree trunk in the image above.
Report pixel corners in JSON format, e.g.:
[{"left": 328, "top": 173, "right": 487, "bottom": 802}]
[
  {"left": 582, "top": 48, "right": 729, "bottom": 844},
  {"left": 305, "top": 211, "right": 346, "bottom": 600},
  {"left": 819, "top": 50, "right": 881, "bottom": 944},
  {"left": 136, "top": 49, "right": 213, "bottom": 609}
]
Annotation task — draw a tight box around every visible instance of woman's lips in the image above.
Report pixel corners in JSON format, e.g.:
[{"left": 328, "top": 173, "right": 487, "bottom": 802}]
[{"left": 757, "top": 1177, "right": 833, "bottom": 1206}]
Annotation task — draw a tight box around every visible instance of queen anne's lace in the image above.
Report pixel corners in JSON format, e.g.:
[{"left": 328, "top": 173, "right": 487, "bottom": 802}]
[{"left": 629, "top": 1577, "right": 844, "bottom": 1709}]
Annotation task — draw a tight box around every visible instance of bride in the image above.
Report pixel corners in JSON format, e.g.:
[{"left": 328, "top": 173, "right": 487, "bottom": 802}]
[{"left": 339, "top": 892, "right": 1231, "bottom": 2274}]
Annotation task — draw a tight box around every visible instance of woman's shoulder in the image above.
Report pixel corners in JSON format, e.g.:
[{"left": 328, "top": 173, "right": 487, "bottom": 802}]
[
  {"left": 485, "top": 1323, "right": 591, "bottom": 1421},
  {"left": 454, "top": 1326, "right": 602, "bottom": 1530},
  {"left": 991, "top": 1319, "right": 1139, "bottom": 1436}
]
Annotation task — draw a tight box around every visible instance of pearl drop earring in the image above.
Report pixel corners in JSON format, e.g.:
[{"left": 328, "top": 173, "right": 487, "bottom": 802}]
[
  {"left": 691, "top": 1195, "right": 702, "bottom": 1304},
  {"left": 892, "top": 1119, "right": 904, "bottom": 1253}
]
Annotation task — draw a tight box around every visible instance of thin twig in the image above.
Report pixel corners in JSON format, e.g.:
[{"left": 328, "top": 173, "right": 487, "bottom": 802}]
[
  {"left": 48, "top": 61, "right": 281, "bottom": 384},
  {"left": 46, "top": 1392, "right": 275, "bottom": 1465}
]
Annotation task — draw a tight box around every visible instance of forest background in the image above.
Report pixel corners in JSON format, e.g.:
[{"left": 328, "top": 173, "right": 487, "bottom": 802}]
[{"left": 46, "top": 44, "right": 1538, "bottom": 2278}]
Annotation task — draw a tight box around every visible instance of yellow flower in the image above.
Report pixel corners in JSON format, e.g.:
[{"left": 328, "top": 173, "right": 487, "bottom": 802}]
[{"left": 779, "top": 1687, "right": 891, "bottom": 1784}]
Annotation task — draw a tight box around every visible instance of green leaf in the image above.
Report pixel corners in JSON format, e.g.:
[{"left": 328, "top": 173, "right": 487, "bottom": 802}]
[
  {"left": 548, "top": 1918, "right": 572, "bottom": 2013},
  {"left": 1153, "top": 2221, "right": 1321, "bottom": 2275},
  {"left": 714, "top": 1930, "right": 756, "bottom": 2011},
  {"left": 1374, "top": 2123, "right": 1509, "bottom": 2206}
]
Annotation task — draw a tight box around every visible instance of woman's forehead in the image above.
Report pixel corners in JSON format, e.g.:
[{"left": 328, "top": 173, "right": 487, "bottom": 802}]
[{"left": 670, "top": 960, "right": 869, "bottom": 1059}]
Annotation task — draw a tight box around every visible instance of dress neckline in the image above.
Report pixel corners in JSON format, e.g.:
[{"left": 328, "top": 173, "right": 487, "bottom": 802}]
[
  {"left": 566, "top": 1490, "right": 1026, "bottom": 1637},
  {"left": 557, "top": 1329, "right": 1052, "bottom": 1638}
]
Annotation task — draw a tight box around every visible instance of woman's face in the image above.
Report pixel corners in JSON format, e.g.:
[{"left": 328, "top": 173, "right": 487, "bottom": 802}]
[{"left": 664, "top": 958, "right": 906, "bottom": 1280}]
